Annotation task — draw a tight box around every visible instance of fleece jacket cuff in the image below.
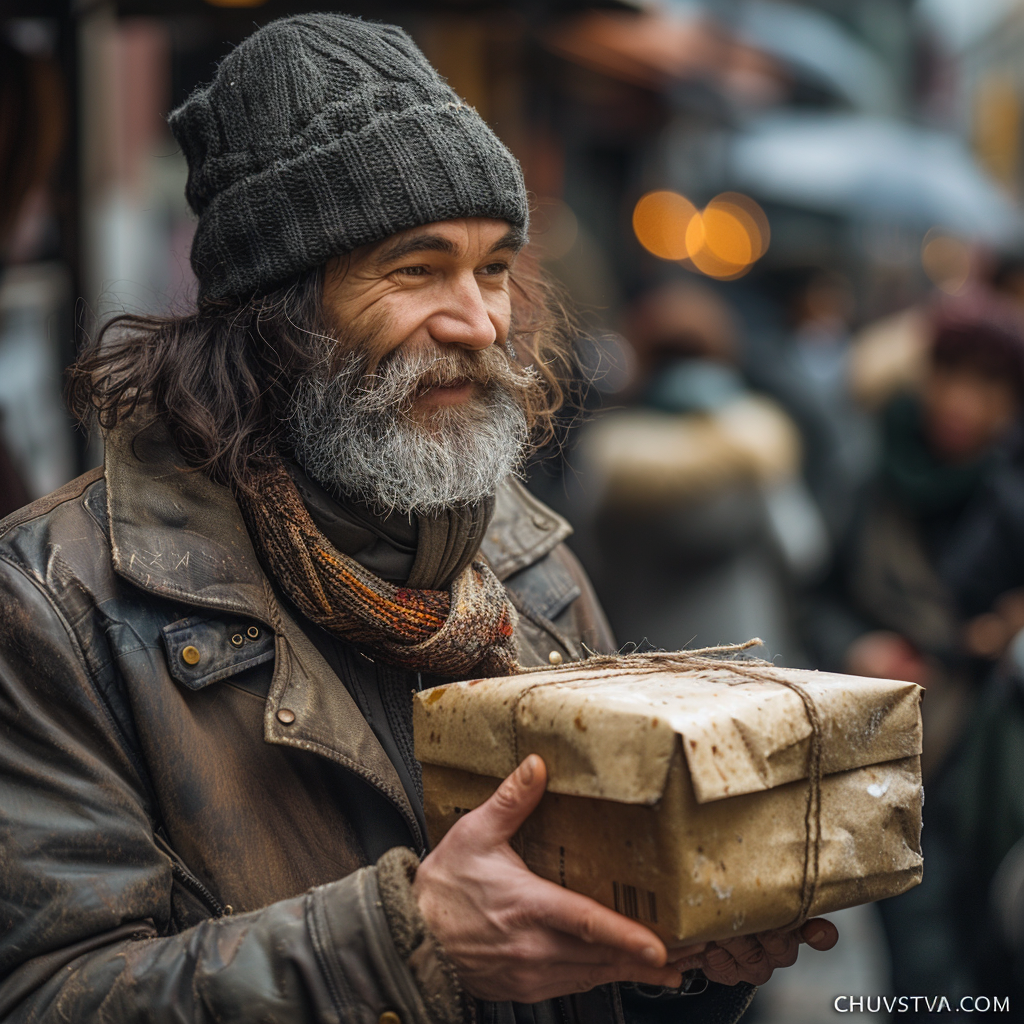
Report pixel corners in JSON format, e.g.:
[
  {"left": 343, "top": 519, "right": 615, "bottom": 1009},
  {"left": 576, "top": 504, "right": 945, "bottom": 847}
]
[{"left": 376, "top": 846, "right": 470, "bottom": 1024}]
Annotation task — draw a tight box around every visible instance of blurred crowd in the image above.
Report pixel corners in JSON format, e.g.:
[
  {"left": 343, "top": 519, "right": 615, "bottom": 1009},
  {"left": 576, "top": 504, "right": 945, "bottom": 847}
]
[
  {"left": 563, "top": 264, "right": 1024, "bottom": 1019},
  {"left": 6, "top": 0, "right": 1024, "bottom": 1020}
]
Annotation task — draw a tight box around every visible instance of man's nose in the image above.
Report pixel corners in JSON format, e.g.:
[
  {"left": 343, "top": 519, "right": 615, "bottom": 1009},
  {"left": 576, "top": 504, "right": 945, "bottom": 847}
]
[{"left": 426, "top": 276, "right": 499, "bottom": 351}]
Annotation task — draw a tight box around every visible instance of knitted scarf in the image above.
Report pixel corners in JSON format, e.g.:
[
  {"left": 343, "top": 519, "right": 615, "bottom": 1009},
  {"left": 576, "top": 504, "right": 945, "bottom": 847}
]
[{"left": 236, "top": 460, "right": 520, "bottom": 678}]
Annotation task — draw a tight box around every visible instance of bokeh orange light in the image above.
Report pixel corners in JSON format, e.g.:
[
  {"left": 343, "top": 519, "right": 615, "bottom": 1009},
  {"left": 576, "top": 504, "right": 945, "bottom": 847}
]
[
  {"left": 687, "top": 206, "right": 751, "bottom": 276},
  {"left": 712, "top": 193, "right": 770, "bottom": 259},
  {"left": 632, "top": 190, "right": 697, "bottom": 260},
  {"left": 633, "top": 190, "right": 769, "bottom": 279}
]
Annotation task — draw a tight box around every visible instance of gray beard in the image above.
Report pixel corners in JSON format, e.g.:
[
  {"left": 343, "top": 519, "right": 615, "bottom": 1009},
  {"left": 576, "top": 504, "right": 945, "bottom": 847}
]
[{"left": 285, "top": 343, "right": 539, "bottom": 515}]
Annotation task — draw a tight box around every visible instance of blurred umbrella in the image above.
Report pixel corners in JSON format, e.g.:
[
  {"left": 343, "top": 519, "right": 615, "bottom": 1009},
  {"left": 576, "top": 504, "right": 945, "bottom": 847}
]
[{"left": 728, "top": 113, "right": 1022, "bottom": 243}]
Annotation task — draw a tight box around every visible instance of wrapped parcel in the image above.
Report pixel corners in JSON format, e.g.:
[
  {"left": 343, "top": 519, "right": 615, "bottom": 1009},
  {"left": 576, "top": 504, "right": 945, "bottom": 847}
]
[{"left": 413, "top": 658, "right": 924, "bottom": 947}]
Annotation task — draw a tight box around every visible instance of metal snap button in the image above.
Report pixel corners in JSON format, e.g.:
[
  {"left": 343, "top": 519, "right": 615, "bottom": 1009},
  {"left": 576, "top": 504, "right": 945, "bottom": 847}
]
[
  {"left": 379, "top": 1013, "right": 402, "bottom": 1024},
  {"left": 247, "top": 626, "right": 260, "bottom": 639},
  {"left": 230, "top": 634, "right": 244, "bottom": 647},
  {"left": 276, "top": 708, "right": 296, "bottom": 725},
  {"left": 181, "top": 646, "right": 201, "bottom": 666},
  {"left": 548, "top": 650, "right": 563, "bottom": 666}
]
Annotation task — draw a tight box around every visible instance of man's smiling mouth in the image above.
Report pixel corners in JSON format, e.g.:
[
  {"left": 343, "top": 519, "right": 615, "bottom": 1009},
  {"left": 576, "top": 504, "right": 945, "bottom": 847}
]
[{"left": 415, "top": 378, "right": 477, "bottom": 407}]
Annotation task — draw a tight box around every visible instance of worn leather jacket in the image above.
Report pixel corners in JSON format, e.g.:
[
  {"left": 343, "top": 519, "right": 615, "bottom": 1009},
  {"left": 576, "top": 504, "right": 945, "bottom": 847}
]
[{"left": 0, "top": 416, "right": 754, "bottom": 1024}]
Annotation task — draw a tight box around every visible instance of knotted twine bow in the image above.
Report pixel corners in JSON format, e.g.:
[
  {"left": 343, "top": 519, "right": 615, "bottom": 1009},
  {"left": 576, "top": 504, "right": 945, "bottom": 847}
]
[
  {"left": 517, "top": 640, "right": 824, "bottom": 931},
  {"left": 236, "top": 460, "right": 519, "bottom": 679}
]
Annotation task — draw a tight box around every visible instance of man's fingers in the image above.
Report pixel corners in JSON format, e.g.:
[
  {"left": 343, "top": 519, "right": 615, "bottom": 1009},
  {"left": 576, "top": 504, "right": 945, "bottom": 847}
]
[
  {"left": 534, "top": 885, "right": 668, "bottom": 966},
  {"left": 465, "top": 754, "right": 547, "bottom": 845},
  {"left": 694, "top": 919, "right": 839, "bottom": 988},
  {"left": 533, "top": 932, "right": 705, "bottom": 970},
  {"left": 700, "top": 936, "right": 775, "bottom": 987},
  {"left": 798, "top": 917, "right": 839, "bottom": 950},
  {"left": 471, "top": 931, "right": 685, "bottom": 1002},
  {"left": 672, "top": 943, "right": 707, "bottom": 958},
  {"left": 752, "top": 927, "right": 800, "bottom": 968},
  {"left": 500, "top": 929, "right": 663, "bottom": 968},
  {"left": 568, "top": 960, "right": 683, "bottom": 992},
  {"left": 666, "top": 942, "right": 706, "bottom": 969},
  {"left": 706, "top": 935, "right": 767, "bottom": 972}
]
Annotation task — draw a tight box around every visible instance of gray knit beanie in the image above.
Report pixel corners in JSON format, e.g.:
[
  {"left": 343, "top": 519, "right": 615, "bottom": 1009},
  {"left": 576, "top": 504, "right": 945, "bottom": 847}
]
[{"left": 168, "top": 13, "right": 529, "bottom": 302}]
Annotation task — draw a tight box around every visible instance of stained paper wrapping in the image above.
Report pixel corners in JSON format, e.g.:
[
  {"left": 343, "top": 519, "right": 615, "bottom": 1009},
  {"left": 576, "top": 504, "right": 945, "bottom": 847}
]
[{"left": 413, "top": 660, "right": 924, "bottom": 947}]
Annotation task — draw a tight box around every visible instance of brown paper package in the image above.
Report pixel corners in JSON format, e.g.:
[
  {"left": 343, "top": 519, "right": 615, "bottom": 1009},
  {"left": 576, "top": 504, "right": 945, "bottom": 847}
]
[{"left": 413, "top": 660, "right": 924, "bottom": 948}]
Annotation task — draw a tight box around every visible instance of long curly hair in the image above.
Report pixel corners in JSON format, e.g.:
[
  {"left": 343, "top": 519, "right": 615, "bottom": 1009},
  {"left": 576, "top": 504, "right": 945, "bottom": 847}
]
[{"left": 67, "top": 251, "right": 575, "bottom": 493}]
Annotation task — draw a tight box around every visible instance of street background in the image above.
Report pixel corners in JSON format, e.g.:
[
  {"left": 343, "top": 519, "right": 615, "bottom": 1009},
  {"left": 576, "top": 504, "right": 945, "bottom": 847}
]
[{"left": 4, "top": 0, "right": 1024, "bottom": 1020}]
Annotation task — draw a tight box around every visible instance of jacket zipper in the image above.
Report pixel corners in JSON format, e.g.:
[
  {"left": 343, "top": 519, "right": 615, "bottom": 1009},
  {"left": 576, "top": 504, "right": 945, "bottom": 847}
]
[
  {"left": 155, "top": 829, "right": 227, "bottom": 918},
  {"left": 169, "top": 859, "right": 227, "bottom": 918}
]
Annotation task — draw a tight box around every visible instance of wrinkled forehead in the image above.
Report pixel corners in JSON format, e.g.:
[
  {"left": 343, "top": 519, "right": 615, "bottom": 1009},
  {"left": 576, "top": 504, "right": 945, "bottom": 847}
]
[{"left": 360, "top": 217, "right": 525, "bottom": 266}]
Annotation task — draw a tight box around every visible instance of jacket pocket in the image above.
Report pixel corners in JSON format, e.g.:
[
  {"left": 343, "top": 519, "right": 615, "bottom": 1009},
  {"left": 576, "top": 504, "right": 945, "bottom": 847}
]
[{"left": 162, "top": 614, "right": 274, "bottom": 690}]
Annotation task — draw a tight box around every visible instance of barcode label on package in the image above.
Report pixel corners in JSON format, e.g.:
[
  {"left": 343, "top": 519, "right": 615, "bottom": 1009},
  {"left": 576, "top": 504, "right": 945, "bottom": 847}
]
[{"left": 612, "top": 881, "right": 658, "bottom": 924}]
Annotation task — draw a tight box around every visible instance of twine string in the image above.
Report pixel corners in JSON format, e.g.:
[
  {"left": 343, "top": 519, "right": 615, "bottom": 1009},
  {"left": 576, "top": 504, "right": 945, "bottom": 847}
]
[{"left": 512, "top": 639, "right": 823, "bottom": 930}]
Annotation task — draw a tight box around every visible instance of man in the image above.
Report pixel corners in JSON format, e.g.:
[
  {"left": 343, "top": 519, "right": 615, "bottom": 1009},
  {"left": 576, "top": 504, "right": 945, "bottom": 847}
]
[{"left": 0, "top": 14, "right": 836, "bottom": 1023}]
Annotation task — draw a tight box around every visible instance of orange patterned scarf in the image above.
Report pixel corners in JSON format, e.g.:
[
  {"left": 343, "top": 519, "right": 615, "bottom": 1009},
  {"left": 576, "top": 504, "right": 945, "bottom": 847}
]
[{"left": 236, "top": 460, "right": 519, "bottom": 678}]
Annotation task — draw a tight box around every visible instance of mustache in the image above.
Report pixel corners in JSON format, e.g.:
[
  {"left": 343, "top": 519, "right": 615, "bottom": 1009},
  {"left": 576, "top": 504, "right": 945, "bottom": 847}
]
[{"left": 335, "top": 344, "right": 541, "bottom": 415}]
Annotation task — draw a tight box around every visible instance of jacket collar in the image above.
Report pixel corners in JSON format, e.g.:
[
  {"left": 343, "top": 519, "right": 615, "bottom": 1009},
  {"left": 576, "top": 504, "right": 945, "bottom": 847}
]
[
  {"left": 104, "top": 415, "right": 572, "bottom": 610},
  {"left": 105, "top": 415, "right": 272, "bottom": 623},
  {"left": 483, "top": 477, "right": 572, "bottom": 580}
]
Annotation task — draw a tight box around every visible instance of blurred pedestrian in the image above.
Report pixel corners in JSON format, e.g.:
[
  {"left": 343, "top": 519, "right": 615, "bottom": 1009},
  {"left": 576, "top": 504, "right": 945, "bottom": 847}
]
[
  {"left": 805, "top": 288, "right": 1024, "bottom": 1017},
  {"left": 573, "top": 278, "right": 824, "bottom": 659},
  {"left": 813, "top": 290, "right": 1024, "bottom": 762},
  {"left": 933, "top": 634, "right": 1024, "bottom": 1018},
  {"left": 741, "top": 267, "right": 875, "bottom": 543}
]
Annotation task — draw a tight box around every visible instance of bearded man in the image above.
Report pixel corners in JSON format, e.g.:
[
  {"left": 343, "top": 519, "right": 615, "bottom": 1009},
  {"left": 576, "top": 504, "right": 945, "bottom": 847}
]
[{"left": 0, "top": 14, "right": 837, "bottom": 1024}]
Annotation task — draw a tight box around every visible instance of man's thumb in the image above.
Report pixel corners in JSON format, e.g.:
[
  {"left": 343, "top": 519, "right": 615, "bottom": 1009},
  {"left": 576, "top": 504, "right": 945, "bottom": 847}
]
[{"left": 475, "top": 754, "right": 547, "bottom": 844}]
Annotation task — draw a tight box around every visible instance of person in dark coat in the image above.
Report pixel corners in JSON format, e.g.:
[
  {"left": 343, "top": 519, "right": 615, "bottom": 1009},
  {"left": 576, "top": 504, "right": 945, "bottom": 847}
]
[
  {"left": 808, "top": 289, "right": 1024, "bottom": 769},
  {"left": 803, "top": 288, "right": 1024, "bottom": 1018}
]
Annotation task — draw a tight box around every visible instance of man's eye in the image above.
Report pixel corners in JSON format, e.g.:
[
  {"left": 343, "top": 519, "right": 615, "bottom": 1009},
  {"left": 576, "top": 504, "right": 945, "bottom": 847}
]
[
  {"left": 396, "top": 265, "right": 428, "bottom": 276},
  {"left": 480, "top": 262, "right": 509, "bottom": 276}
]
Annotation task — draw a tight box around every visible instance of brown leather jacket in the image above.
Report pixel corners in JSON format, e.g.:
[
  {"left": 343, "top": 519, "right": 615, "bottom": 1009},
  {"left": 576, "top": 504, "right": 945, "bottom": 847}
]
[{"left": 0, "top": 417, "right": 754, "bottom": 1024}]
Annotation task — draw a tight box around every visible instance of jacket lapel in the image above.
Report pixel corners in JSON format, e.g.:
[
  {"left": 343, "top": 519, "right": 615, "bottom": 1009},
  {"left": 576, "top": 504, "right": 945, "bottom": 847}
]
[
  {"left": 482, "top": 478, "right": 572, "bottom": 581},
  {"left": 263, "top": 597, "right": 423, "bottom": 848}
]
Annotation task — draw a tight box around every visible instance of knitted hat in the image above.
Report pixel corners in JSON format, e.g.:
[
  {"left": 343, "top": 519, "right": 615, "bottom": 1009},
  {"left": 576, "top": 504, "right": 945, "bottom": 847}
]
[
  {"left": 168, "top": 14, "right": 529, "bottom": 302},
  {"left": 931, "top": 287, "right": 1024, "bottom": 395}
]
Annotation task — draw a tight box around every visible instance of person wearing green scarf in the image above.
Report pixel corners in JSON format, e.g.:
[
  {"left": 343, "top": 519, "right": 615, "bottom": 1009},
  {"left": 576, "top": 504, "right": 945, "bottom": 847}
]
[{"left": 815, "top": 288, "right": 1024, "bottom": 1020}]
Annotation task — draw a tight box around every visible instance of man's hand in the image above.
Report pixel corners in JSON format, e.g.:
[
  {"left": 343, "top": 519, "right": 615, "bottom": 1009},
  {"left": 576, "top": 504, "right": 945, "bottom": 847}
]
[
  {"left": 412, "top": 754, "right": 839, "bottom": 1002},
  {"left": 413, "top": 754, "right": 690, "bottom": 1002},
  {"left": 670, "top": 918, "right": 839, "bottom": 987}
]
